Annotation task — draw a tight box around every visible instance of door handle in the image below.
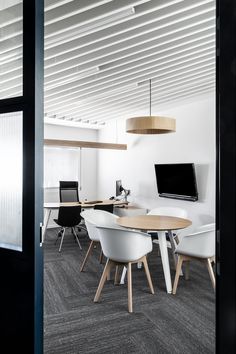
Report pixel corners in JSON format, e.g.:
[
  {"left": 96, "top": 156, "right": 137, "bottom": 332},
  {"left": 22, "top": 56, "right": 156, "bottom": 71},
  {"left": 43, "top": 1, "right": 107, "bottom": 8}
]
[{"left": 40, "top": 222, "right": 43, "bottom": 247}]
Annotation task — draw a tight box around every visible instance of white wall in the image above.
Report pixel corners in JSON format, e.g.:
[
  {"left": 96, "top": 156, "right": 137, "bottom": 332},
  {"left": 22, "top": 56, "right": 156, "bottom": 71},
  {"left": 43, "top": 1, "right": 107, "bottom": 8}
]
[
  {"left": 44, "top": 124, "right": 98, "bottom": 226},
  {"left": 97, "top": 93, "right": 215, "bottom": 228}
]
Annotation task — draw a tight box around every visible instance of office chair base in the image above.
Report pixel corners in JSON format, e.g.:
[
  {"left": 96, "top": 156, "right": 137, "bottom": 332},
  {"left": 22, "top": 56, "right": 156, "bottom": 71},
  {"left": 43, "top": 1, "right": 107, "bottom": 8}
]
[
  {"left": 72, "top": 227, "right": 82, "bottom": 250},
  {"left": 58, "top": 227, "right": 82, "bottom": 252}
]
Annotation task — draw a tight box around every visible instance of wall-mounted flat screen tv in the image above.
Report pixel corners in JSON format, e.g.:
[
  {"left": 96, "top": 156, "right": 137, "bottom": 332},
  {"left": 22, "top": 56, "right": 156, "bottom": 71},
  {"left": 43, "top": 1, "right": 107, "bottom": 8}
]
[{"left": 154, "top": 163, "right": 198, "bottom": 201}]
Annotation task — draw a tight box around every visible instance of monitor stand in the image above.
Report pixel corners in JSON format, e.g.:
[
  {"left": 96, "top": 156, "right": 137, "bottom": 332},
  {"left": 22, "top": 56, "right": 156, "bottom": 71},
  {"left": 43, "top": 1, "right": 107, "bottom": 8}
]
[{"left": 122, "top": 189, "right": 130, "bottom": 203}]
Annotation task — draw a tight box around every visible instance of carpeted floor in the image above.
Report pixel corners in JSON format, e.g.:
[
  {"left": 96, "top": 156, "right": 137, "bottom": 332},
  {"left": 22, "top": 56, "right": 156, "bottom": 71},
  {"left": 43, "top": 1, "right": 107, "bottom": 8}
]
[{"left": 43, "top": 227, "right": 215, "bottom": 354}]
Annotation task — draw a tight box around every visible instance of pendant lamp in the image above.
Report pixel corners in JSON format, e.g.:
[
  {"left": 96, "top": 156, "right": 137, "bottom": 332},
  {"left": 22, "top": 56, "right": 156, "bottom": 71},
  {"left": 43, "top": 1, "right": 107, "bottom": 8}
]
[{"left": 126, "top": 79, "right": 176, "bottom": 134}]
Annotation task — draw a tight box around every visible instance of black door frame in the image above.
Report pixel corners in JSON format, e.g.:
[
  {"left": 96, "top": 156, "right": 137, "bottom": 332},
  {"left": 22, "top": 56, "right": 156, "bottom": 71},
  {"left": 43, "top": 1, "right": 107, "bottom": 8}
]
[
  {"left": 216, "top": 0, "right": 236, "bottom": 352},
  {"left": 0, "top": 0, "right": 44, "bottom": 353}
]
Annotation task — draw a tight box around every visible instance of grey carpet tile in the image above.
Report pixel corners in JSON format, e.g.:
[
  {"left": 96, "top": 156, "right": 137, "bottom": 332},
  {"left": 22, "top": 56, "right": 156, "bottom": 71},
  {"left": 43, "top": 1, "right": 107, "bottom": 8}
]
[{"left": 44, "top": 228, "right": 215, "bottom": 354}]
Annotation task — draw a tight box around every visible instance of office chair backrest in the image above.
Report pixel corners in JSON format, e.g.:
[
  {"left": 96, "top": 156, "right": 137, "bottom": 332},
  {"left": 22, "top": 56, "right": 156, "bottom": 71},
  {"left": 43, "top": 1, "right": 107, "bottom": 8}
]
[
  {"left": 96, "top": 226, "right": 153, "bottom": 263},
  {"left": 94, "top": 203, "right": 114, "bottom": 213},
  {"left": 59, "top": 181, "right": 79, "bottom": 202},
  {"left": 57, "top": 206, "right": 82, "bottom": 227}
]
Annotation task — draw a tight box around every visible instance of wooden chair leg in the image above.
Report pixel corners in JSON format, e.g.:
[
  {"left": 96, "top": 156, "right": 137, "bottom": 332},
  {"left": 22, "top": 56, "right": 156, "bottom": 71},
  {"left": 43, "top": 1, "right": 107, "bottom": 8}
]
[
  {"left": 127, "top": 262, "right": 133, "bottom": 313},
  {"left": 107, "top": 268, "right": 111, "bottom": 281},
  {"left": 206, "top": 258, "right": 215, "bottom": 290},
  {"left": 185, "top": 261, "right": 190, "bottom": 280},
  {"left": 94, "top": 259, "right": 113, "bottom": 302},
  {"left": 174, "top": 234, "right": 180, "bottom": 245},
  {"left": 142, "top": 256, "right": 155, "bottom": 294},
  {"left": 80, "top": 240, "right": 94, "bottom": 272},
  {"left": 114, "top": 265, "right": 120, "bottom": 285},
  {"left": 99, "top": 249, "right": 104, "bottom": 264},
  {"left": 172, "top": 256, "right": 184, "bottom": 294}
]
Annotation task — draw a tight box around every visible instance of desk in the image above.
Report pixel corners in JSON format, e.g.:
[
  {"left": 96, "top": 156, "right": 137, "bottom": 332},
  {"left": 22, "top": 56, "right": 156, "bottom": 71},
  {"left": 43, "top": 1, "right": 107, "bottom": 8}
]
[
  {"left": 43, "top": 200, "right": 127, "bottom": 242},
  {"left": 114, "top": 205, "right": 147, "bottom": 217},
  {"left": 117, "top": 215, "right": 192, "bottom": 293}
]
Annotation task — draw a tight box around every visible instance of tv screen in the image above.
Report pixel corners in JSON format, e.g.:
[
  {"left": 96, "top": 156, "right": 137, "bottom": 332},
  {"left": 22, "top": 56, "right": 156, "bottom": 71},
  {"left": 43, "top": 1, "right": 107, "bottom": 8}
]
[{"left": 154, "top": 163, "right": 198, "bottom": 201}]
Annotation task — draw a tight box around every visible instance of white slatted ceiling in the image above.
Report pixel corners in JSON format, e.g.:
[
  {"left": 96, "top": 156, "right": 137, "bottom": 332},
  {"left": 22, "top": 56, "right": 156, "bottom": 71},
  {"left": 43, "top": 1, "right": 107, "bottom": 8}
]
[{"left": 0, "top": 0, "right": 215, "bottom": 129}]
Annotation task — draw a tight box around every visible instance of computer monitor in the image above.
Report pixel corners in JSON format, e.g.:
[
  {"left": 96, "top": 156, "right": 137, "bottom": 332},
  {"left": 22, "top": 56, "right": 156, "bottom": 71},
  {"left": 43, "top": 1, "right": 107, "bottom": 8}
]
[{"left": 116, "top": 180, "right": 123, "bottom": 197}]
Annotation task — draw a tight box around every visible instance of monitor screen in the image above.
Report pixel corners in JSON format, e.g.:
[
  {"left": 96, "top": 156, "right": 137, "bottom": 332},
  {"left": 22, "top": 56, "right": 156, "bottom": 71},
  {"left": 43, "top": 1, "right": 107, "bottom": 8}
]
[
  {"left": 154, "top": 163, "right": 198, "bottom": 201},
  {"left": 116, "top": 180, "right": 122, "bottom": 196}
]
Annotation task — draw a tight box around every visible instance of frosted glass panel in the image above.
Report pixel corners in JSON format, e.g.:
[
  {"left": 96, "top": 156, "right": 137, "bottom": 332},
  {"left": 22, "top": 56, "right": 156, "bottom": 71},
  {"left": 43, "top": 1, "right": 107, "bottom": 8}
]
[
  {"left": 44, "top": 147, "right": 80, "bottom": 188},
  {"left": 0, "top": 0, "right": 23, "bottom": 99},
  {"left": 0, "top": 111, "right": 22, "bottom": 251}
]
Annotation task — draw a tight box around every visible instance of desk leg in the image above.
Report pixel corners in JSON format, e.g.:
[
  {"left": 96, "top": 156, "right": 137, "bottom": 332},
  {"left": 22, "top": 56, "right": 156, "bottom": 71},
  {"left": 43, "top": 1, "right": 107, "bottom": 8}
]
[
  {"left": 120, "top": 266, "right": 127, "bottom": 285},
  {"left": 42, "top": 209, "right": 51, "bottom": 243},
  {"left": 158, "top": 231, "right": 172, "bottom": 293}
]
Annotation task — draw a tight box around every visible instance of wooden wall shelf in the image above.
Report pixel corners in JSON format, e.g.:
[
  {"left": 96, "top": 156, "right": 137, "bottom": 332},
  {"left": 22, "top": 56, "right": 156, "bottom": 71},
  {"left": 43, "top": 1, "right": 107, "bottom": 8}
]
[{"left": 44, "top": 139, "right": 127, "bottom": 150}]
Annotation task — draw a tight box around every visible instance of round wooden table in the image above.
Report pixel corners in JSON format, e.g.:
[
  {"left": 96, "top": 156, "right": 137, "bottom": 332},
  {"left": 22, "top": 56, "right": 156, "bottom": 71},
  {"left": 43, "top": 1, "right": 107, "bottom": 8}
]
[{"left": 117, "top": 215, "right": 192, "bottom": 293}]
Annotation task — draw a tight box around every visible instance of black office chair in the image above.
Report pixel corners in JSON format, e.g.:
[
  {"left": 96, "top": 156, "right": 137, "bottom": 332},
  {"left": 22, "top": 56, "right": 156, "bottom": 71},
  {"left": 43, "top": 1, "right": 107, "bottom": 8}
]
[
  {"left": 54, "top": 205, "right": 86, "bottom": 252},
  {"left": 59, "top": 180, "right": 86, "bottom": 234},
  {"left": 94, "top": 204, "right": 114, "bottom": 213},
  {"left": 59, "top": 181, "right": 79, "bottom": 202}
]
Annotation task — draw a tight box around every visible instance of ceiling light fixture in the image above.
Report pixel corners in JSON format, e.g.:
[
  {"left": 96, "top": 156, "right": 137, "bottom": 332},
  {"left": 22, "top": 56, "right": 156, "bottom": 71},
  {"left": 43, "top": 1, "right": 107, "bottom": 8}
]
[{"left": 126, "top": 79, "right": 176, "bottom": 134}]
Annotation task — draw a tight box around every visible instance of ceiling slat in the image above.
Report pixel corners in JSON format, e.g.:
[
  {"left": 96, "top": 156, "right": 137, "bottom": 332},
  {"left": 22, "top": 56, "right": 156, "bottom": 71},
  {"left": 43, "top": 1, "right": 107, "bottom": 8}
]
[{"left": 0, "top": 0, "right": 216, "bottom": 127}]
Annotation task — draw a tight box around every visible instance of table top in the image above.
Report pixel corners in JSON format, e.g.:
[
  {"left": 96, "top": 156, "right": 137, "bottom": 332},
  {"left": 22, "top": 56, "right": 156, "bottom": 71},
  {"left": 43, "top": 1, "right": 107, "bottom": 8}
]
[
  {"left": 117, "top": 215, "right": 192, "bottom": 231},
  {"left": 44, "top": 200, "right": 128, "bottom": 209}
]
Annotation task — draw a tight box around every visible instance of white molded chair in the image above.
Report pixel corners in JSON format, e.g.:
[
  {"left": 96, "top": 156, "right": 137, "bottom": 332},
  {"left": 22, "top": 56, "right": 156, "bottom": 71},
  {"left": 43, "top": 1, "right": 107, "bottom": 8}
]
[
  {"left": 94, "top": 226, "right": 154, "bottom": 313},
  {"left": 197, "top": 222, "right": 215, "bottom": 232},
  {"left": 148, "top": 207, "right": 188, "bottom": 218},
  {"left": 80, "top": 209, "right": 120, "bottom": 272},
  {"left": 174, "top": 222, "right": 215, "bottom": 244},
  {"left": 172, "top": 227, "right": 215, "bottom": 294},
  {"left": 147, "top": 207, "right": 188, "bottom": 267}
]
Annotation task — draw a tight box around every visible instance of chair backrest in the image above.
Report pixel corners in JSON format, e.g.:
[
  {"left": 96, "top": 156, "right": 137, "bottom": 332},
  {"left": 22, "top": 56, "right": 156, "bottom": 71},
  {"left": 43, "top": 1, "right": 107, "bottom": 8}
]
[
  {"left": 96, "top": 226, "right": 153, "bottom": 263},
  {"left": 57, "top": 205, "right": 82, "bottom": 227},
  {"left": 196, "top": 223, "right": 215, "bottom": 232},
  {"left": 177, "top": 222, "right": 215, "bottom": 242},
  {"left": 80, "top": 209, "right": 119, "bottom": 241},
  {"left": 147, "top": 206, "right": 188, "bottom": 218},
  {"left": 94, "top": 203, "right": 114, "bottom": 213},
  {"left": 176, "top": 229, "right": 215, "bottom": 259},
  {"left": 59, "top": 181, "right": 79, "bottom": 202}
]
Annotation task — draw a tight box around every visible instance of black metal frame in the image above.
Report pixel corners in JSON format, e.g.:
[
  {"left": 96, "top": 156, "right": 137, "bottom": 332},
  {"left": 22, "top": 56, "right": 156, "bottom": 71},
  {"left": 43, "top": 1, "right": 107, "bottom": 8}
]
[
  {"left": 0, "top": 0, "right": 44, "bottom": 353},
  {"left": 216, "top": 1, "right": 236, "bottom": 352}
]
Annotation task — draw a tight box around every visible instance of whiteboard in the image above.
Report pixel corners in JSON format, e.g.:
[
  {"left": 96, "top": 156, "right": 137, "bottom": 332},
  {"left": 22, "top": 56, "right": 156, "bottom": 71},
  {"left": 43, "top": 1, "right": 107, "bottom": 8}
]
[{"left": 44, "top": 147, "right": 80, "bottom": 188}]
